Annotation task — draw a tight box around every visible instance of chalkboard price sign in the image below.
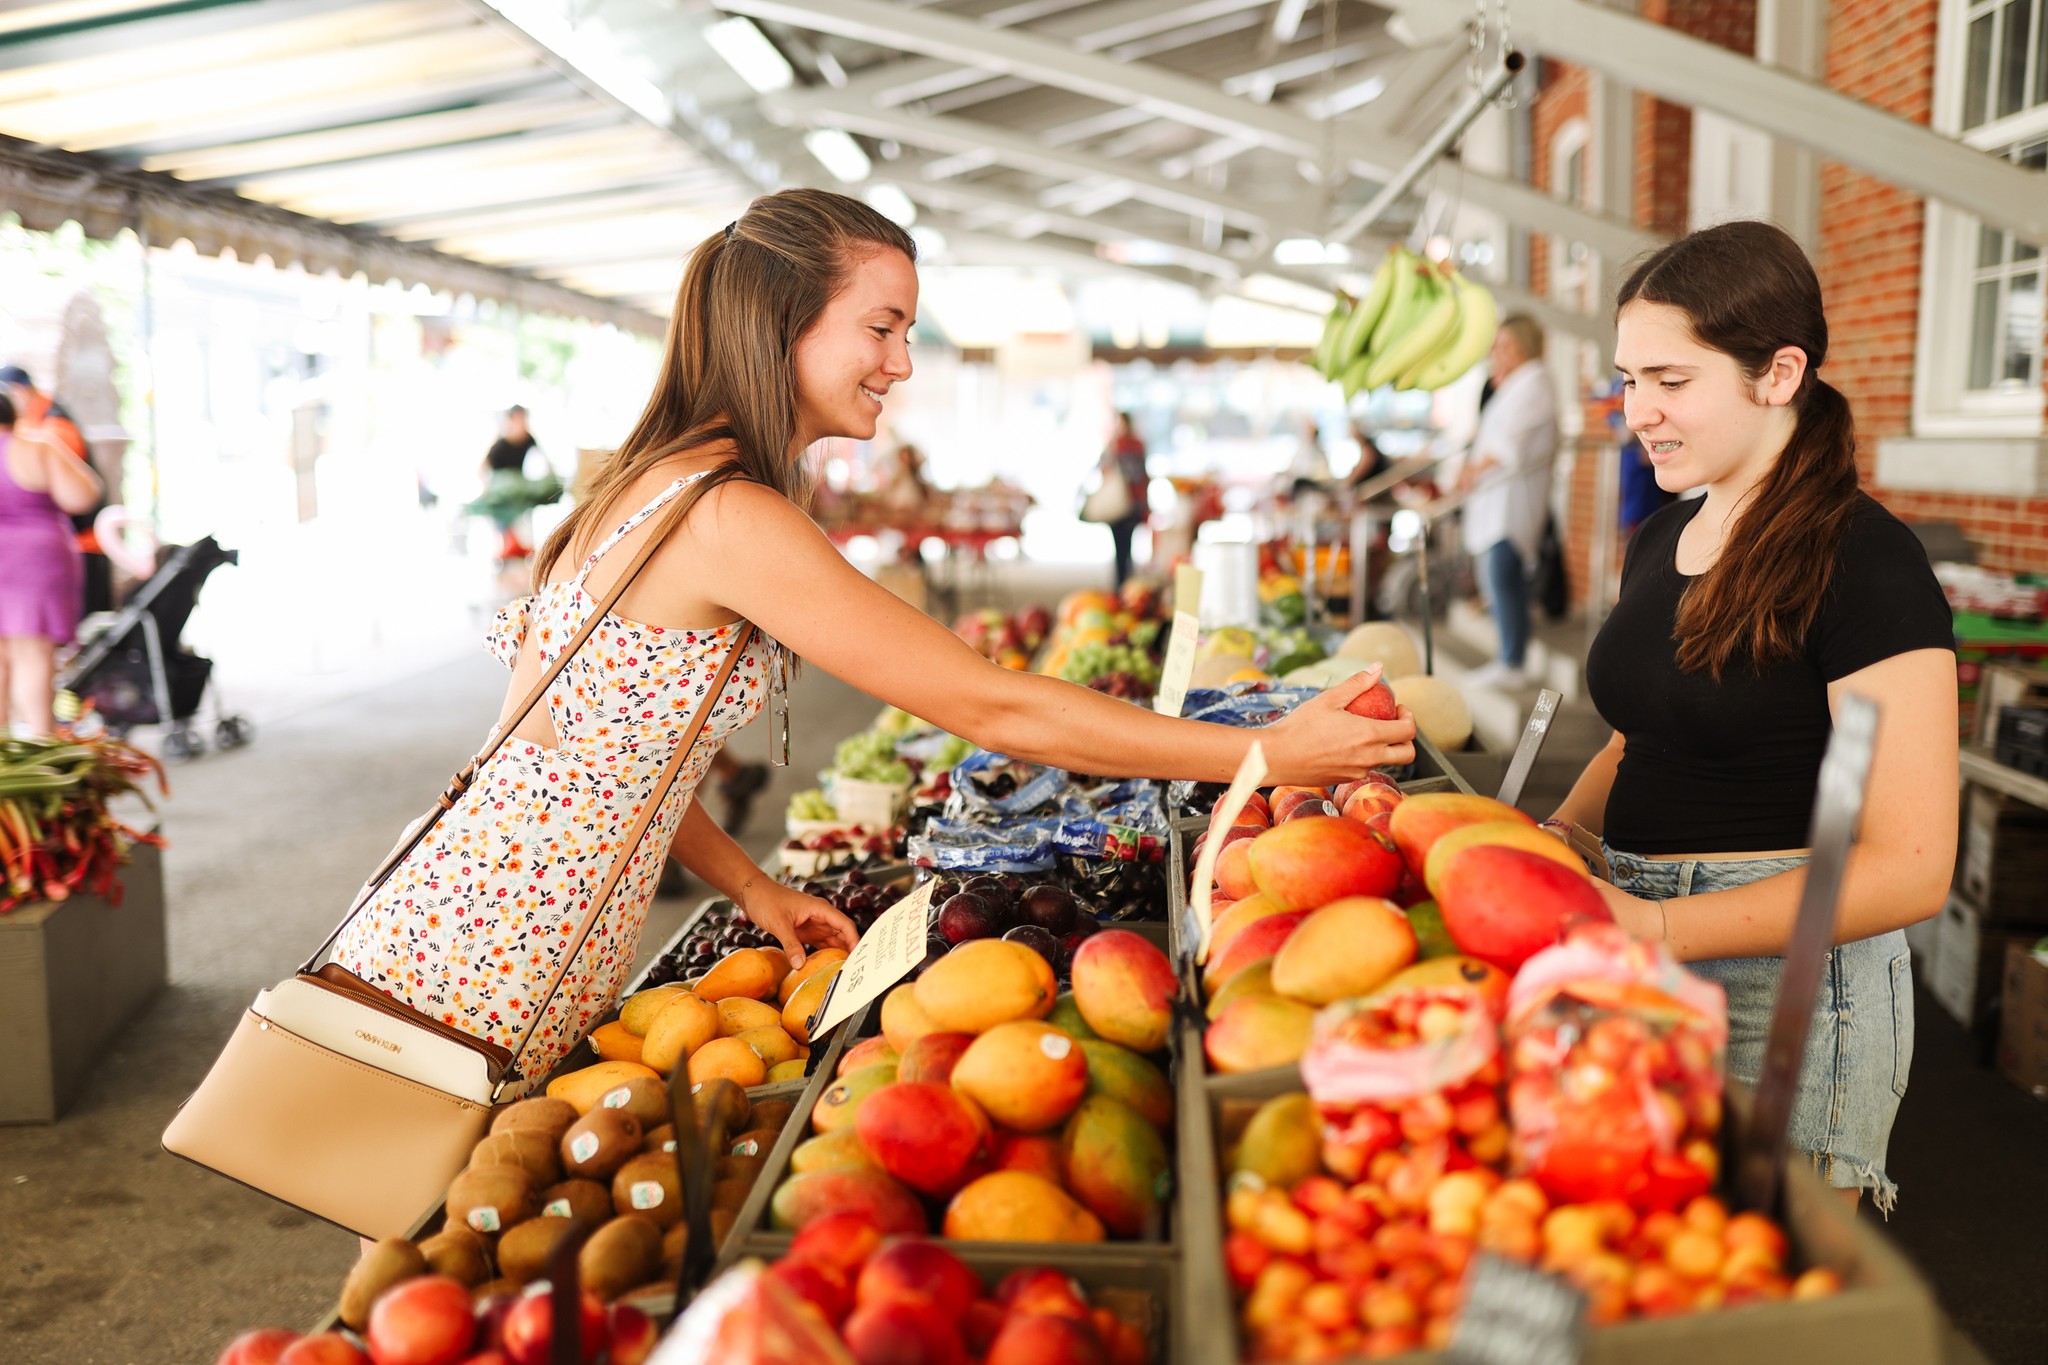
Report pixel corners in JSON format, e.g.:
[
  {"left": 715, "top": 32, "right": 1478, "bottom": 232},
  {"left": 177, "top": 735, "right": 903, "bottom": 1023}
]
[{"left": 1448, "top": 1253, "right": 1588, "bottom": 1365}]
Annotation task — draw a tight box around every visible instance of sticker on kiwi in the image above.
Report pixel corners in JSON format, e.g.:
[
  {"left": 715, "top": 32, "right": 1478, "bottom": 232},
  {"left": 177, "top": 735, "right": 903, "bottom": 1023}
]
[
  {"left": 602, "top": 1087, "right": 631, "bottom": 1109},
  {"left": 544, "top": 1198, "right": 572, "bottom": 1218},
  {"left": 1039, "top": 1033, "right": 1072, "bottom": 1061},
  {"left": 663, "top": 1140, "right": 676, "bottom": 1153},
  {"left": 630, "top": 1182, "right": 666, "bottom": 1210},
  {"left": 466, "top": 1206, "right": 502, "bottom": 1234},
  {"left": 731, "top": 1137, "right": 761, "bottom": 1157},
  {"left": 690, "top": 1082, "right": 703, "bottom": 1094},
  {"left": 569, "top": 1132, "right": 600, "bottom": 1164}
]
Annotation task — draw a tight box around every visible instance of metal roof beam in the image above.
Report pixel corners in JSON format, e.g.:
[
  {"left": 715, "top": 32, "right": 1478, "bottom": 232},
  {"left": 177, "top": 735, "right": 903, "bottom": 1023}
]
[
  {"left": 896, "top": 171, "right": 1242, "bottom": 279},
  {"left": 1510, "top": 0, "right": 2048, "bottom": 242},
  {"left": 0, "top": 0, "right": 371, "bottom": 73}
]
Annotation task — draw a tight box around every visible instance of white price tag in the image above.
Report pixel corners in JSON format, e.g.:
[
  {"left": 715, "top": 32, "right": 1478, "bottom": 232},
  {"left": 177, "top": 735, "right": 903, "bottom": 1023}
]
[
  {"left": 1192, "top": 740, "right": 1268, "bottom": 963},
  {"left": 809, "top": 879, "right": 938, "bottom": 1039},
  {"left": 1152, "top": 565, "right": 1206, "bottom": 717}
]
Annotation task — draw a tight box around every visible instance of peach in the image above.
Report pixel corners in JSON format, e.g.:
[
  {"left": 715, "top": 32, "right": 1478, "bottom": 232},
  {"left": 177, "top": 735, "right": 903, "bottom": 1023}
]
[
  {"left": 951, "top": 1021, "right": 1089, "bottom": 1132},
  {"left": 840, "top": 1297, "right": 968, "bottom": 1365},
  {"left": 995, "top": 1267, "right": 1091, "bottom": 1318},
  {"left": 1269, "top": 896, "right": 1417, "bottom": 1005},
  {"left": 896, "top": 1032, "right": 975, "bottom": 1087},
  {"left": 854, "top": 1082, "right": 991, "bottom": 1198},
  {"left": 1281, "top": 797, "right": 1341, "bottom": 823},
  {"left": 765, "top": 1256, "right": 854, "bottom": 1327},
  {"left": 1437, "top": 844, "right": 1611, "bottom": 970},
  {"left": 1189, "top": 822, "right": 1258, "bottom": 869},
  {"left": 1267, "top": 786, "right": 1329, "bottom": 822},
  {"left": 1203, "top": 996, "right": 1316, "bottom": 1074},
  {"left": 786, "top": 1210, "right": 887, "bottom": 1274},
  {"left": 1344, "top": 680, "right": 1399, "bottom": 720},
  {"left": 1340, "top": 782, "right": 1404, "bottom": 824},
  {"left": 1422, "top": 820, "right": 1589, "bottom": 899},
  {"left": 855, "top": 1239, "right": 983, "bottom": 1322},
  {"left": 985, "top": 1313, "right": 1108, "bottom": 1365},
  {"left": 1245, "top": 816, "right": 1403, "bottom": 911},
  {"left": 1204, "top": 893, "right": 1290, "bottom": 963},
  {"left": 1214, "top": 839, "right": 1259, "bottom": 901},
  {"left": 1202, "top": 910, "right": 1308, "bottom": 993},
  {"left": 1069, "top": 930, "right": 1178, "bottom": 1052},
  {"left": 1386, "top": 792, "right": 1536, "bottom": 877}
]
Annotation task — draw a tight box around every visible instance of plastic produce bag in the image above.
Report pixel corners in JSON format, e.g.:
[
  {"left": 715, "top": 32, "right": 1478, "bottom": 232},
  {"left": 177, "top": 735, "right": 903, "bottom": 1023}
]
[
  {"left": 950, "top": 750, "right": 1070, "bottom": 815},
  {"left": 1299, "top": 986, "right": 1507, "bottom": 1196},
  {"left": 1503, "top": 922, "right": 1729, "bottom": 1212},
  {"left": 649, "top": 1263, "right": 854, "bottom": 1365}
]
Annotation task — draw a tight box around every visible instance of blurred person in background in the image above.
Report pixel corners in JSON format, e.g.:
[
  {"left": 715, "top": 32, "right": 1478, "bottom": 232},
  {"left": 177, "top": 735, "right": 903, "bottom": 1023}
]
[
  {"left": 472, "top": 405, "right": 561, "bottom": 562},
  {"left": 0, "top": 365, "right": 111, "bottom": 616},
  {"left": 1102, "top": 411, "right": 1150, "bottom": 587},
  {"left": 1344, "top": 419, "right": 1392, "bottom": 490},
  {"left": 1456, "top": 315, "right": 1557, "bottom": 688},
  {"left": 0, "top": 392, "right": 103, "bottom": 737}
]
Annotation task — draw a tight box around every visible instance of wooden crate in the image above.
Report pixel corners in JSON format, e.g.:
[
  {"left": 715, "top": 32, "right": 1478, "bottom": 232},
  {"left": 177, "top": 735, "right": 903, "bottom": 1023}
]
[
  {"left": 1957, "top": 784, "right": 2048, "bottom": 927},
  {"left": 0, "top": 841, "right": 164, "bottom": 1124}
]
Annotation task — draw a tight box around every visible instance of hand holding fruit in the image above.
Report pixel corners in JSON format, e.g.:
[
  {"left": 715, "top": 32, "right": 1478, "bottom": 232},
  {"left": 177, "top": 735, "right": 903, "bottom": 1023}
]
[
  {"left": 1266, "top": 664, "right": 1418, "bottom": 784},
  {"left": 744, "top": 881, "right": 859, "bottom": 968}
]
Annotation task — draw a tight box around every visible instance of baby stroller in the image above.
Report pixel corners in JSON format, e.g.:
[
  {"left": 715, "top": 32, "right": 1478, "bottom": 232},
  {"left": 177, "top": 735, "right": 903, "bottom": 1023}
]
[{"left": 56, "top": 536, "right": 250, "bottom": 761}]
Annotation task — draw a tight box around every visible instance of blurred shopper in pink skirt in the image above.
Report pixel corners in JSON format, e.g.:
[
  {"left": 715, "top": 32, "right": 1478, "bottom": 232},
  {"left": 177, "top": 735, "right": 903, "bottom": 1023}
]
[{"left": 0, "top": 392, "right": 103, "bottom": 736}]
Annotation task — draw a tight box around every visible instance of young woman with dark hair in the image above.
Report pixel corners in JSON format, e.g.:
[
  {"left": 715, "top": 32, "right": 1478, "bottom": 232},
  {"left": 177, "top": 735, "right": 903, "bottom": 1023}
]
[
  {"left": 333, "top": 189, "right": 1418, "bottom": 1086},
  {"left": 1546, "top": 220, "right": 1957, "bottom": 1211}
]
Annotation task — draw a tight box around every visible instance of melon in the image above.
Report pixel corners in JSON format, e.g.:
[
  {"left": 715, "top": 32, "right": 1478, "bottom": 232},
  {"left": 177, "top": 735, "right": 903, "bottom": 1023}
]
[
  {"left": 1388, "top": 673, "right": 1474, "bottom": 750},
  {"left": 1336, "top": 623, "right": 1424, "bottom": 679}
]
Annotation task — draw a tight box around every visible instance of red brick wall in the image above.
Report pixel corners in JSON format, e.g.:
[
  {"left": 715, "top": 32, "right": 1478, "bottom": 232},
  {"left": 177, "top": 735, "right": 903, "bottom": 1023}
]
[{"left": 1818, "top": 0, "right": 2048, "bottom": 571}]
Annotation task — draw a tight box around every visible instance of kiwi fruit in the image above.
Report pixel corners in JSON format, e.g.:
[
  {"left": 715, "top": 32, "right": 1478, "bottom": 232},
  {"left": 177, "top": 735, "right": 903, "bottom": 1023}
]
[
  {"left": 660, "top": 1222, "right": 688, "bottom": 1278},
  {"left": 489, "top": 1096, "right": 579, "bottom": 1143},
  {"left": 537, "top": 1178, "right": 615, "bottom": 1227},
  {"left": 641, "top": 1123, "right": 676, "bottom": 1156},
  {"left": 469, "top": 1129, "right": 564, "bottom": 1187},
  {"left": 445, "top": 1164, "right": 537, "bottom": 1237},
  {"left": 560, "top": 1107, "right": 642, "bottom": 1180},
  {"left": 595, "top": 1075, "right": 669, "bottom": 1130},
  {"left": 725, "top": 1127, "right": 780, "bottom": 1161},
  {"left": 711, "top": 1175, "right": 752, "bottom": 1212},
  {"left": 579, "top": 1214, "right": 663, "bottom": 1302},
  {"left": 416, "top": 1226, "right": 492, "bottom": 1287},
  {"left": 474, "top": 1278, "right": 521, "bottom": 1305},
  {"left": 749, "top": 1098, "right": 797, "bottom": 1133},
  {"left": 611, "top": 1152, "right": 682, "bottom": 1228},
  {"left": 339, "top": 1237, "right": 426, "bottom": 1330},
  {"left": 497, "top": 1215, "right": 578, "bottom": 1284},
  {"left": 709, "top": 1207, "right": 737, "bottom": 1246},
  {"left": 719, "top": 1152, "right": 766, "bottom": 1185},
  {"left": 689, "top": 1078, "right": 749, "bottom": 1132}
]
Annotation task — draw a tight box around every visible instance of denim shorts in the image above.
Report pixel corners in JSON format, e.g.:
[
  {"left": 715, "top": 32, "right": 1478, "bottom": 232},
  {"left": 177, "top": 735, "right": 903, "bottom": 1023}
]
[{"left": 1604, "top": 846, "right": 1913, "bottom": 1213}]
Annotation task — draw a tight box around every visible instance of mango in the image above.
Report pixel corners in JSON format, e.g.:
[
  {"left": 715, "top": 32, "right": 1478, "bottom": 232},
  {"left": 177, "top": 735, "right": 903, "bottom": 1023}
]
[
  {"left": 687, "top": 1037, "right": 766, "bottom": 1088},
  {"left": 1269, "top": 896, "right": 1417, "bottom": 1005},
  {"left": 1060, "top": 1096, "right": 1170, "bottom": 1237},
  {"left": 546, "top": 1061, "right": 661, "bottom": 1115},
  {"left": 1206, "top": 957, "right": 1278, "bottom": 1020},
  {"left": 1215, "top": 838, "right": 1258, "bottom": 900},
  {"left": 1044, "top": 994, "right": 1099, "bottom": 1043},
  {"left": 943, "top": 1170, "right": 1106, "bottom": 1243},
  {"left": 896, "top": 1032, "right": 974, "bottom": 1087},
  {"left": 1245, "top": 815, "right": 1403, "bottom": 911},
  {"left": 811, "top": 1064, "right": 899, "bottom": 1134},
  {"left": 640, "top": 992, "right": 719, "bottom": 1075},
  {"left": 951, "top": 1021, "right": 1088, "bottom": 1133},
  {"left": 1077, "top": 1041, "right": 1174, "bottom": 1133},
  {"left": 780, "top": 964, "right": 843, "bottom": 1045},
  {"left": 715, "top": 997, "right": 783, "bottom": 1038},
  {"left": 767, "top": 1058, "right": 810, "bottom": 1083},
  {"left": 991, "top": 1133, "right": 1064, "bottom": 1184},
  {"left": 1205, "top": 893, "right": 1289, "bottom": 964},
  {"left": 1069, "top": 930, "right": 1178, "bottom": 1053},
  {"left": 696, "top": 948, "right": 781, "bottom": 1002},
  {"left": 854, "top": 1081, "right": 992, "bottom": 1198},
  {"left": 771, "top": 1167, "right": 927, "bottom": 1235},
  {"left": 587, "top": 1021, "right": 644, "bottom": 1065},
  {"left": 1203, "top": 996, "right": 1315, "bottom": 1074},
  {"left": 790, "top": 1128, "right": 876, "bottom": 1175},
  {"left": 1407, "top": 900, "right": 1458, "bottom": 959},
  {"left": 618, "top": 984, "right": 687, "bottom": 1037},
  {"left": 879, "top": 982, "right": 938, "bottom": 1051},
  {"left": 1423, "top": 820, "right": 1588, "bottom": 900},
  {"left": 836, "top": 1036, "right": 900, "bottom": 1078},
  {"left": 1202, "top": 910, "right": 1308, "bottom": 994},
  {"left": 1231, "top": 1092, "right": 1322, "bottom": 1188},
  {"left": 914, "top": 939, "right": 1056, "bottom": 1034},
  {"left": 1376, "top": 955, "right": 1512, "bottom": 1013},
  {"left": 778, "top": 947, "right": 849, "bottom": 1004},
  {"left": 735, "top": 1026, "right": 803, "bottom": 1069},
  {"left": 1386, "top": 792, "right": 1535, "bottom": 878},
  {"left": 1438, "top": 843, "right": 1611, "bottom": 971}
]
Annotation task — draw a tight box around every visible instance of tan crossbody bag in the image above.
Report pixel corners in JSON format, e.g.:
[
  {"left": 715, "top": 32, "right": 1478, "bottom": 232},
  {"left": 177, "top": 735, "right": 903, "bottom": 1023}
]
[{"left": 164, "top": 489, "right": 755, "bottom": 1239}]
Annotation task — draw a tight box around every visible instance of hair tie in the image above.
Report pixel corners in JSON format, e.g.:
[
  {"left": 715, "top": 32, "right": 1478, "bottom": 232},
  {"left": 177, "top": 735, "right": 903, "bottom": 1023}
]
[{"left": 724, "top": 221, "right": 737, "bottom": 242}]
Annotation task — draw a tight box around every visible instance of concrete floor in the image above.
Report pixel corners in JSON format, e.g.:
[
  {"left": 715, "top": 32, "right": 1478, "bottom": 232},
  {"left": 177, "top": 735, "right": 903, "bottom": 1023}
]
[{"left": 1, "top": 558, "right": 2042, "bottom": 1363}]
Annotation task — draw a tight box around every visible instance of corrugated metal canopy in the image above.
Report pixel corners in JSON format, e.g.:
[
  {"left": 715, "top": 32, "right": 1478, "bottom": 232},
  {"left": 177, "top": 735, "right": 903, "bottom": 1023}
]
[{"left": 0, "top": 0, "right": 757, "bottom": 328}]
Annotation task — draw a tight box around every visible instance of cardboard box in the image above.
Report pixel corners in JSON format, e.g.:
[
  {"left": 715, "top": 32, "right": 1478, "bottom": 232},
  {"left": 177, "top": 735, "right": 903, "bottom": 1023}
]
[
  {"left": 1957, "top": 785, "right": 2048, "bottom": 925},
  {"left": 1971, "top": 662, "right": 2048, "bottom": 749},
  {"left": 1928, "top": 893, "right": 2040, "bottom": 1030},
  {"left": 1997, "top": 939, "right": 2048, "bottom": 1100}
]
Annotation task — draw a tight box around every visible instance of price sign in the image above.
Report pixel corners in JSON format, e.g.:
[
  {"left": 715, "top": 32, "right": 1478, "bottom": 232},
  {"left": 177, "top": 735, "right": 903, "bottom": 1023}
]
[
  {"left": 808, "top": 879, "right": 938, "bottom": 1039},
  {"left": 1191, "top": 740, "right": 1268, "bottom": 963},
  {"left": 1152, "top": 564, "right": 1206, "bottom": 717},
  {"left": 1447, "top": 1253, "right": 1588, "bottom": 1365}
]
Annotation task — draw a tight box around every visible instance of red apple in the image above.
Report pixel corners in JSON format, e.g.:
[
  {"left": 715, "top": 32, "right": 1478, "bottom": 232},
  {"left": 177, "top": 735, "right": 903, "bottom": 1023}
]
[
  {"left": 218, "top": 1330, "right": 301, "bottom": 1365},
  {"left": 786, "top": 1211, "right": 886, "bottom": 1276},
  {"left": 366, "top": 1276, "right": 476, "bottom": 1365}
]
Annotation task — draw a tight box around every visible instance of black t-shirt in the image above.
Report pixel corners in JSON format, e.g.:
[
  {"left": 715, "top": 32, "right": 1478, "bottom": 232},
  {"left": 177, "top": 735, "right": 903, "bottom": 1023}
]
[
  {"left": 1585, "top": 492, "right": 1953, "bottom": 854},
  {"left": 485, "top": 434, "right": 536, "bottom": 472}
]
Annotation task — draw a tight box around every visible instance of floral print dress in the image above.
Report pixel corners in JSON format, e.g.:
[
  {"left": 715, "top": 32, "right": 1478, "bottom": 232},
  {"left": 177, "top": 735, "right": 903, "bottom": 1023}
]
[{"left": 334, "top": 472, "right": 768, "bottom": 1091}]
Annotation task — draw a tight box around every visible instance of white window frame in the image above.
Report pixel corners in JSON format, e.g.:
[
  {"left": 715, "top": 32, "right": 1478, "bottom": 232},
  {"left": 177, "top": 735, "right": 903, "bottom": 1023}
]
[{"left": 1916, "top": 0, "right": 2048, "bottom": 438}]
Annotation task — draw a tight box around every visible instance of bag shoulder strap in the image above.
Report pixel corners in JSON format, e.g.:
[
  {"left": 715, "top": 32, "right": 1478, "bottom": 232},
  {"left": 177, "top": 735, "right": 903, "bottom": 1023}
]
[{"left": 299, "top": 473, "right": 717, "bottom": 975}]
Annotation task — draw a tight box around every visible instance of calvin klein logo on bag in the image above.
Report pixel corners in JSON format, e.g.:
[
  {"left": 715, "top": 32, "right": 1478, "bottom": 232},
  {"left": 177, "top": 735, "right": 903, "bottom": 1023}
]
[{"left": 355, "top": 1030, "right": 402, "bottom": 1054}]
